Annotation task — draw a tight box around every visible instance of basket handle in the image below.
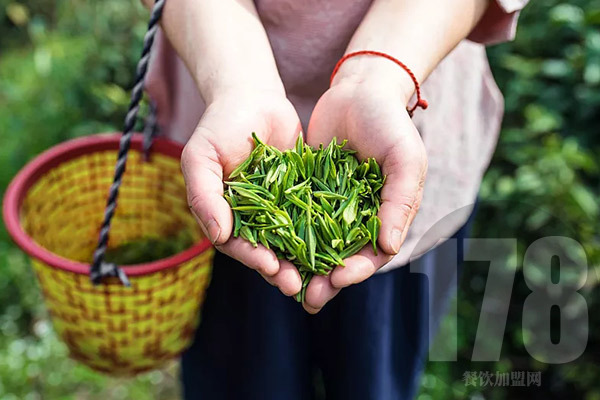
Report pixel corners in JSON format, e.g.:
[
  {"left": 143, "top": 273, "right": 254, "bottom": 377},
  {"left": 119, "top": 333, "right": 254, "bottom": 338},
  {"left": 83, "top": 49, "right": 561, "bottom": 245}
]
[{"left": 90, "top": 0, "right": 166, "bottom": 286}]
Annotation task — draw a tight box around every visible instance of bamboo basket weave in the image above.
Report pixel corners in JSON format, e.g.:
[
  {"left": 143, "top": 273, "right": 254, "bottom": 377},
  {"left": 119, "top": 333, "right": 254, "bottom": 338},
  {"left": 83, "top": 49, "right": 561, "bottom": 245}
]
[{"left": 3, "top": 134, "right": 214, "bottom": 375}]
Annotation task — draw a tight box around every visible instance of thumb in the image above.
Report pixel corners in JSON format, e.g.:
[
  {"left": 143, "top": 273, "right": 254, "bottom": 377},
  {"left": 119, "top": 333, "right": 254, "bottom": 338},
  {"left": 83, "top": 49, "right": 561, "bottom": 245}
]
[
  {"left": 377, "top": 139, "right": 427, "bottom": 255},
  {"left": 181, "top": 133, "right": 232, "bottom": 246}
]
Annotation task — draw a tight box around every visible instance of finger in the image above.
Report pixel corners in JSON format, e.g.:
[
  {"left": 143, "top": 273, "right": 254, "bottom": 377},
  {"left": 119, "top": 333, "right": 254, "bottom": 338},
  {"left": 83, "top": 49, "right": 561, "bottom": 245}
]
[
  {"left": 181, "top": 131, "right": 232, "bottom": 246},
  {"left": 377, "top": 136, "right": 427, "bottom": 255},
  {"left": 216, "top": 237, "right": 280, "bottom": 277},
  {"left": 303, "top": 275, "right": 341, "bottom": 313},
  {"left": 400, "top": 177, "right": 425, "bottom": 244},
  {"left": 261, "top": 260, "right": 303, "bottom": 297},
  {"left": 330, "top": 246, "right": 394, "bottom": 289},
  {"left": 303, "top": 303, "right": 321, "bottom": 314}
]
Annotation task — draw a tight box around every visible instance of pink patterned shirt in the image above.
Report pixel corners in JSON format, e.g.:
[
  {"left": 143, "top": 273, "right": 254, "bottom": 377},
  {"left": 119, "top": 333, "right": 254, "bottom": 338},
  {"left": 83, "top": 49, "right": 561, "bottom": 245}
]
[{"left": 147, "top": 0, "right": 529, "bottom": 271}]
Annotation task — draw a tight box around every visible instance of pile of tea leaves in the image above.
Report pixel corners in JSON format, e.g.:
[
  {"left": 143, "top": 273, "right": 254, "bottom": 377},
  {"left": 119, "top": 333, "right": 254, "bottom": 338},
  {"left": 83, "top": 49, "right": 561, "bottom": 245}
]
[
  {"left": 104, "top": 230, "right": 194, "bottom": 265},
  {"left": 224, "top": 133, "right": 384, "bottom": 302}
]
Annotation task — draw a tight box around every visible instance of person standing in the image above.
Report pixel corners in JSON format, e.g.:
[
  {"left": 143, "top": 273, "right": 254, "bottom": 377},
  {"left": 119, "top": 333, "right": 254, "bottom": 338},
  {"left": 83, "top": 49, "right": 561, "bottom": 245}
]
[{"left": 143, "top": 0, "right": 528, "bottom": 398}]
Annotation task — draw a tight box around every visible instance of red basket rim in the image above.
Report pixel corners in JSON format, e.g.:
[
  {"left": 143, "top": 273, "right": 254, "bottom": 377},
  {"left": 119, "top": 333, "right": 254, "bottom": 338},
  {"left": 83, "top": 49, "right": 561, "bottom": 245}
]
[{"left": 2, "top": 133, "right": 212, "bottom": 276}]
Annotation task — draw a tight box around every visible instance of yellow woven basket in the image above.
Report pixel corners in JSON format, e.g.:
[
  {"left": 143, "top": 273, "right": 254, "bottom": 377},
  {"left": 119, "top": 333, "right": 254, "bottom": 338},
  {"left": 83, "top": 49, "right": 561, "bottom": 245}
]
[{"left": 3, "top": 133, "right": 214, "bottom": 375}]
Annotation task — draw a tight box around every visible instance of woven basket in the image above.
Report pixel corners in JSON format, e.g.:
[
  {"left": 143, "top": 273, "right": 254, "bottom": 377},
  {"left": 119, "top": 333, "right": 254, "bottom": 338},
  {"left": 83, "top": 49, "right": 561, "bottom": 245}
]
[{"left": 3, "top": 133, "right": 214, "bottom": 375}]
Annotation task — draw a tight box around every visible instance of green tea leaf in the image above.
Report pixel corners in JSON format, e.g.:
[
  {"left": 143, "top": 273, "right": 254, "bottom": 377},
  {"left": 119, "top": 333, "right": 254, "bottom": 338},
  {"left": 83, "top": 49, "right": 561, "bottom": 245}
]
[
  {"left": 258, "top": 229, "right": 270, "bottom": 249},
  {"left": 295, "top": 133, "right": 304, "bottom": 156},
  {"left": 229, "top": 153, "right": 255, "bottom": 179},
  {"left": 313, "top": 191, "right": 347, "bottom": 201},
  {"left": 342, "top": 196, "right": 358, "bottom": 225},
  {"left": 240, "top": 226, "right": 258, "bottom": 247},
  {"left": 311, "top": 176, "right": 330, "bottom": 191},
  {"left": 331, "top": 238, "right": 343, "bottom": 249},
  {"left": 345, "top": 226, "right": 362, "bottom": 244},
  {"left": 320, "top": 196, "right": 334, "bottom": 215},
  {"left": 306, "top": 224, "right": 316, "bottom": 270},
  {"left": 323, "top": 243, "right": 345, "bottom": 266},
  {"left": 225, "top": 181, "right": 275, "bottom": 199},
  {"left": 304, "top": 147, "right": 315, "bottom": 177},
  {"left": 289, "top": 151, "right": 305, "bottom": 179},
  {"left": 339, "top": 236, "right": 370, "bottom": 259},
  {"left": 366, "top": 215, "right": 382, "bottom": 255}
]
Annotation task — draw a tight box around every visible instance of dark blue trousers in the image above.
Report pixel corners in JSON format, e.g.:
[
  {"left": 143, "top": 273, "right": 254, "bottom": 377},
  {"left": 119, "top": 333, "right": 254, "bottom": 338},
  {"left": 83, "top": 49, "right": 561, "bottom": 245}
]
[{"left": 181, "top": 218, "right": 472, "bottom": 400}]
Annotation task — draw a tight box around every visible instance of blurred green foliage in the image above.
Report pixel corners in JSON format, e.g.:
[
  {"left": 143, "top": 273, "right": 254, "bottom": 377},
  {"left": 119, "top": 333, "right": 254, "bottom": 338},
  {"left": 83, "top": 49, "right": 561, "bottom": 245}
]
[
  {"left": 419, "top": 1, "right": 600, "bottom": 399},
  {"left": 0, "top": 0, "right": 599, "bottom": 399},
  {"left": 0, "top": 1, "right": 180, "bottom": 399}
]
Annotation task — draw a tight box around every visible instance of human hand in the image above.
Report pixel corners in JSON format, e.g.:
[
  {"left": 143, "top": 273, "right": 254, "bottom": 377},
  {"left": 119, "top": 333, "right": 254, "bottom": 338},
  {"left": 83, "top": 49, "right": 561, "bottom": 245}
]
[
  {"left": 181, "top": 89, "right": 304, "bottom": 297},
  {"left": 302, "top": 76, "right": 428, "bottom": 313}
]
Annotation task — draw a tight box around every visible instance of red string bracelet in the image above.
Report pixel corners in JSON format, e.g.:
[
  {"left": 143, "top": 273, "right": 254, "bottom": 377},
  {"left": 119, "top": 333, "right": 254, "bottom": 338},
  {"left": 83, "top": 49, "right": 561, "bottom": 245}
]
[{"left": 330, "top": 50, "right": 428, "bottom": 117}]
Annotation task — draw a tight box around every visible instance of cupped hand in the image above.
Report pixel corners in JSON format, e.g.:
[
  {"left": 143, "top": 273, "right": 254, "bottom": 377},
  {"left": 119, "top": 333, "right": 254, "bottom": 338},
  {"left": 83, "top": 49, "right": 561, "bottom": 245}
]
[
  {"left": 181, "top": 90, "right": 304, "bottom": 297},
  {"left": 302, "top": 79, "right": 428, "bottom": 313}
]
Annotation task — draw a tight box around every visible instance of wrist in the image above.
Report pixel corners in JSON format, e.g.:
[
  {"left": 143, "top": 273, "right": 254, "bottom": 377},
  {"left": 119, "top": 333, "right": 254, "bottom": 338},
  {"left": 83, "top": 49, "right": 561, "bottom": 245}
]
[
  {"left": 204, "top": 85, "right": 290, "bottom": 113},
  {"left": 192, "top": 55, "right": 285, "bottom": 104},
  {"left": 330, "top": 54, "right": 419, "bottom": 106},
  {"left": 200, "top": 78, "right": 286, "bottom": 105}
]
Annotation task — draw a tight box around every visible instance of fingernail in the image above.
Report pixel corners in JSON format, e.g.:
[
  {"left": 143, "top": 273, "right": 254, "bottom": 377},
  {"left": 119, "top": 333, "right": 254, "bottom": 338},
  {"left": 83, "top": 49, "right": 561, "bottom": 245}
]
[
  {"left": 390, "top": 228, "right": 402, "bottom": 254},
  {"left": 205, "top": 219, "right": 221, "bottom": 244}
]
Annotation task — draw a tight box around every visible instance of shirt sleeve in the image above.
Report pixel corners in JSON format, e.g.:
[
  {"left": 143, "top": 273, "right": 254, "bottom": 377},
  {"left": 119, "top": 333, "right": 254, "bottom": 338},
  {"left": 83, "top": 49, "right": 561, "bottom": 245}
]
[{"left": 468, "top": 0, "right": 529, "bottom": 45}]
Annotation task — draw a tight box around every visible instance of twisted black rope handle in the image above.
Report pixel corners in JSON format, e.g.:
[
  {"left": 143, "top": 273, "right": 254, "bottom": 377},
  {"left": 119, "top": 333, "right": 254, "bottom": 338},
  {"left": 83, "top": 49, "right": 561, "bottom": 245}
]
[
  {"left": 90, "top": 0, "right": 165, "bottom": 286},
  {"left": 143, "top": 100, "right": 159, "bottom": 160}
]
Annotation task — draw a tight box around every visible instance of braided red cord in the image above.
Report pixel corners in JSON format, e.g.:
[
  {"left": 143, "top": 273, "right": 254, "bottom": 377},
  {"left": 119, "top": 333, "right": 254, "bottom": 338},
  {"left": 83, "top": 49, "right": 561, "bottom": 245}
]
[{"left": 330, "top": 50, "right": 428, "bottom": 117}]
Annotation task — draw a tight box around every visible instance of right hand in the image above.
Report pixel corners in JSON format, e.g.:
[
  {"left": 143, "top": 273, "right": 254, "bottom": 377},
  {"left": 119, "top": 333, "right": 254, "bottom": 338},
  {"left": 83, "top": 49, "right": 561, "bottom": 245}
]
[{"left": 181, "top": 89, "right": 304, "bottom": 297}]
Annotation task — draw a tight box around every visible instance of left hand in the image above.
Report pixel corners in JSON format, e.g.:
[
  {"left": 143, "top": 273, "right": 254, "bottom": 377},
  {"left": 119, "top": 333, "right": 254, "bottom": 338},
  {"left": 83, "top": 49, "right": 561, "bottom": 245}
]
[{"left": 303, "top": 76, "right": 428, "bottom": 313}]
